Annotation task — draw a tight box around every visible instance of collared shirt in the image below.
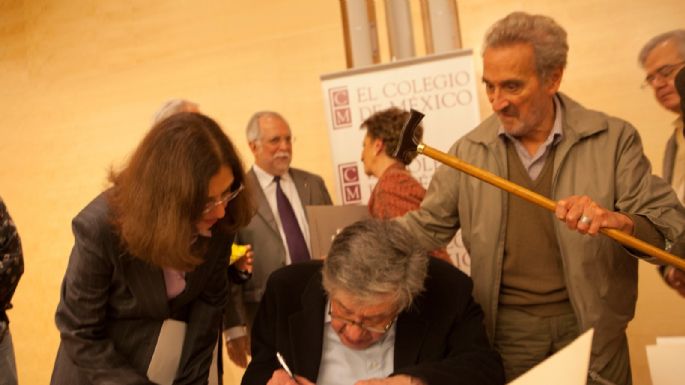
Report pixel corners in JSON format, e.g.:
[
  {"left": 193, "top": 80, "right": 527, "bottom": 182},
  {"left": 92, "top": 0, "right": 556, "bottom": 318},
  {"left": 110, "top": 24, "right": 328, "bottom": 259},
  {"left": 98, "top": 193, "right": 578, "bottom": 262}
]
[
  {"left": 162, "top": 230, "right": 213, "bottom": 300},
  {"left": 252, "top": 164, "right": 311, "bottom": 265},
  {"left": 162, "top": 268, "right": 186, "bottom": 299},
  {"left": 498, "top": 96, "right": 564, "bottom": 180},
  {"left": 316, "top": 300, "right": 396, "bottom": 385},
  {"left": 671, "top": 117, "right": 685, "bottom": 204}
]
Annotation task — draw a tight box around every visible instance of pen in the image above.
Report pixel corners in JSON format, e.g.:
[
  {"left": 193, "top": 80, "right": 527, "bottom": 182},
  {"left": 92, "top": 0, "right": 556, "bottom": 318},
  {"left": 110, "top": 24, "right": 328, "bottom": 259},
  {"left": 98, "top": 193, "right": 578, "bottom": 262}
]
[{"left": 276, "top": 351, "right": 300, "bottom": 384}]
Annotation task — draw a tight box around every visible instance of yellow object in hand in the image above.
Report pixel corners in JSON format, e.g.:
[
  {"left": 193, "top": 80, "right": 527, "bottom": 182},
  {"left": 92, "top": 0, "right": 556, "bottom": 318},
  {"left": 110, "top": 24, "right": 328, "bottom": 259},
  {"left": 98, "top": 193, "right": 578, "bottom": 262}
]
[{"left": 230, "top": 243, "right": 248, "bottom": 265}]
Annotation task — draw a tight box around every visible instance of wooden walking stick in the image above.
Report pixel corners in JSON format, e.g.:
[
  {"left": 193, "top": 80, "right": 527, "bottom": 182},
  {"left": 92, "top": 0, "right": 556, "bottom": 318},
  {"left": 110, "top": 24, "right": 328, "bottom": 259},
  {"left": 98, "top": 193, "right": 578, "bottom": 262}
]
[{"left": 394, "top": 109, "right": 685, "bottom": 271}]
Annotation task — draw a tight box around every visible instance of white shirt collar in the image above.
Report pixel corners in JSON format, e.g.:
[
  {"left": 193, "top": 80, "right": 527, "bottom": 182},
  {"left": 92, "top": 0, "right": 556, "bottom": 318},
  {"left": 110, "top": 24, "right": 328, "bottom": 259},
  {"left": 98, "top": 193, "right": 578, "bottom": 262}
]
[{"left": 252, "top": 164, "right": 291, "bottom": 188}]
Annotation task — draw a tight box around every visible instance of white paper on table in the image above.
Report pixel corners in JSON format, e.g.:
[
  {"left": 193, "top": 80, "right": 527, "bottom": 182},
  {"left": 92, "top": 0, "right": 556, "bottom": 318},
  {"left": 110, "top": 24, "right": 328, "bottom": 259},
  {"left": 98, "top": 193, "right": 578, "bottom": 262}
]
[
  {"left": 655, "top": 336, "right": 685, "bottom": 345},
  {"left": 646, "top": 342, "right": 685, "bottom": 385},
  {"left": 508, "top": 328, "right": 593, "bottom": 385},
  {"left": 147, "top": 319, "right": 187, "bottom": 385}
]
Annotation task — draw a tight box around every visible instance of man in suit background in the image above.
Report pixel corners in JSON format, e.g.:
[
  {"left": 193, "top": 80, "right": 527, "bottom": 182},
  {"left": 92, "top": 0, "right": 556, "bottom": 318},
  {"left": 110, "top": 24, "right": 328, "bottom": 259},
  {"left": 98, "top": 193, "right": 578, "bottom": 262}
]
[
  {"left": 638, "top": 31, "right": 685, "bottom": 297},
  {"left": 242, "top": 219, "right": 504, "bottom": 385},
  {"left": 223, "top": 111, "right": 332, "bottom": 368}
]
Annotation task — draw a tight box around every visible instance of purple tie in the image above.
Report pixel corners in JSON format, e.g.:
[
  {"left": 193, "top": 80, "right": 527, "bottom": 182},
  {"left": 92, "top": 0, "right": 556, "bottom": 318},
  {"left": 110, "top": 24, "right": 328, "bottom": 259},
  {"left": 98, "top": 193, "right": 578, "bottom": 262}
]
[{"left": 274, "top": 176, "right": 311, "bottom": 263}]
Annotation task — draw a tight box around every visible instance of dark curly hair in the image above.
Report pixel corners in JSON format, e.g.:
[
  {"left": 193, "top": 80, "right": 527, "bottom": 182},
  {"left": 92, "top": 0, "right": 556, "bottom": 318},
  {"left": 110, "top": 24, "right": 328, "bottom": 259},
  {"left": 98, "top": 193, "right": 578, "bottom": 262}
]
[{"left": 361, "top": 107, "right": 423, "bottom": 165}]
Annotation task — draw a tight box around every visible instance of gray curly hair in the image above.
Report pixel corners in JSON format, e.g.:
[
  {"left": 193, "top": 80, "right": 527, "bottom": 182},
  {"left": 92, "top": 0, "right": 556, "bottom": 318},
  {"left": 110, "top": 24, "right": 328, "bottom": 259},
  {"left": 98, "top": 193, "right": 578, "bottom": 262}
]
[
  {"left": 638, "top": 30, "right": 685, "bottom": 66},
  {"left": 483, "top": 12, "right": 568, "bottom": 80},
  {"left": 322, "top": 219, "right": 428, "bottom": 312},
  {"left": 245, "top": 111, "right": 290, "bottom": 143}
]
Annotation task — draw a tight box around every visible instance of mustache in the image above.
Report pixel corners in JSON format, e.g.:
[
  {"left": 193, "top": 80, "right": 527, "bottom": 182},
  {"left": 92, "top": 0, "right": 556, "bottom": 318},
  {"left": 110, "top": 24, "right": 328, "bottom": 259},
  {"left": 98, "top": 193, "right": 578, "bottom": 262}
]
[
  {"left": 498, "top": 105, "right": 518, "bottom": 117},
  {"left": 274, "top": 151, "right": 291, "bottom": 160}
]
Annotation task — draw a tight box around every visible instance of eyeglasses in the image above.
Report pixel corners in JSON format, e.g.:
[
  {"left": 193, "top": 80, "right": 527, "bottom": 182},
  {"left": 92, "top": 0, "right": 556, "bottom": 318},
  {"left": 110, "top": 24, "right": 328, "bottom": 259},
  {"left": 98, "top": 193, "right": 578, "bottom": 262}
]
[
  {"left": 202, "top": 183, "right": 244, "bottom": 214},
  {"left": 642, "top": 61, "right": 685, "bottom": 89},
  {"left": 261, "top": 135, "right": 294, "bottom": 147},
  {"left": 328, "top": 302, "right": 396, "bottom": 334}
]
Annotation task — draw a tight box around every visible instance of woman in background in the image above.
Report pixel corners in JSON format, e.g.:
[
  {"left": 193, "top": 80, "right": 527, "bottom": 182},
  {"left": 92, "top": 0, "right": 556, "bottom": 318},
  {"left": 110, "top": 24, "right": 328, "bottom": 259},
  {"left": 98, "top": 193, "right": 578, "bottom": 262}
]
[
  {"left": 360, "top": 107, "right": 451, "bottom": 263},
  {"left": 51, "top": 112, "right": 253, "bottom": 384}
]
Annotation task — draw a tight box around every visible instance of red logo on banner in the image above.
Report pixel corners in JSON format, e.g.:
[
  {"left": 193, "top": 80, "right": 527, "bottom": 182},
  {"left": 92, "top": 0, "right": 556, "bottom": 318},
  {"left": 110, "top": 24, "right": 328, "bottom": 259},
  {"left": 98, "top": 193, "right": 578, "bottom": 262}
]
[
  {"left": 344, "top": 185, "right": 361, "bottom": 202},
  {"left": 331, "top": 88, "right": 349, "bottom": 106},
  {"left": 338, "top": 162, "right": 362, "bottom": 204},
  {"left": 341, "top": 164, "right": 359, "bottom": 183},
  {"left": 329, "top": 87, "right": 352, "bottom": 129}
]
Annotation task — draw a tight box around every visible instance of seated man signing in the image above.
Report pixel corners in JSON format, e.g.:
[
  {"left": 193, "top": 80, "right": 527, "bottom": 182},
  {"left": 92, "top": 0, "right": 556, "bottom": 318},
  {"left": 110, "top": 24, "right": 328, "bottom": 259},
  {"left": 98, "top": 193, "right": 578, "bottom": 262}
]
[{"left": 242, "top": 219, "right": 504, "bottom": 385}]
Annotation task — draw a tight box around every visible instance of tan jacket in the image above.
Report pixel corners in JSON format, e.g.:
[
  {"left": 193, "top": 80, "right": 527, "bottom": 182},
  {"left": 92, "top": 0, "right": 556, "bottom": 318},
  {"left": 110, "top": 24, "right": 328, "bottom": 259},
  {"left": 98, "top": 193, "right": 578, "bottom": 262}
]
[{"left": 399, "top": 93, "right": 685, "bottom": 372}]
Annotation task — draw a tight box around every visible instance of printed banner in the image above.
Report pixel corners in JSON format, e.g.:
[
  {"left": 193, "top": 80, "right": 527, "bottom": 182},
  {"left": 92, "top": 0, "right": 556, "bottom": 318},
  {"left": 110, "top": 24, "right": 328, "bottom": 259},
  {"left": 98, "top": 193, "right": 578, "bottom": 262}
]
[{"left": 320, "top": 50, "right": 480, "bottom": 272}]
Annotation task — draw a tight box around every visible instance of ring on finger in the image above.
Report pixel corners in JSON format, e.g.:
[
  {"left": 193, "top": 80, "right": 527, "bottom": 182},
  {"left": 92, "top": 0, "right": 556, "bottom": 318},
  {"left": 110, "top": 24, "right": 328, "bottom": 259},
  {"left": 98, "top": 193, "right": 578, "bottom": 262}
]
[{"left": 579, "top": 215, "right": 592, "bottom": 225}]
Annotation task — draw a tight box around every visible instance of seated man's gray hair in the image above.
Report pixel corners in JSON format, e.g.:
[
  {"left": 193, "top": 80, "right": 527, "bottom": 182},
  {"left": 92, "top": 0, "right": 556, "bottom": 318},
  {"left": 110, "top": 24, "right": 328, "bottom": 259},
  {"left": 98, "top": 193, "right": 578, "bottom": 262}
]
[{"left": 322, "top": 219, "right": 428, "bottom": 312}]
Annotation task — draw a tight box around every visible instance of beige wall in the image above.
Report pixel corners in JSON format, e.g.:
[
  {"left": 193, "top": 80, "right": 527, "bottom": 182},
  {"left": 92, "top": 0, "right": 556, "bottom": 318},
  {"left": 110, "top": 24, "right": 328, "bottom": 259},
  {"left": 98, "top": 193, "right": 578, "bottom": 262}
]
[{"left": 1, "top": 1, "right": 683, "bottom": 384}]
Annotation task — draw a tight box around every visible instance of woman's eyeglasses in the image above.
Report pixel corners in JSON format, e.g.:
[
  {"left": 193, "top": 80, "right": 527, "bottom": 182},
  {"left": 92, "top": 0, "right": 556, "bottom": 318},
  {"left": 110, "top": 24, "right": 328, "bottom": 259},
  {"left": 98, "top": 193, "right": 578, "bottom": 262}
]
[{"left": 202, "top": 183, "right": 244, "bottom": 214}]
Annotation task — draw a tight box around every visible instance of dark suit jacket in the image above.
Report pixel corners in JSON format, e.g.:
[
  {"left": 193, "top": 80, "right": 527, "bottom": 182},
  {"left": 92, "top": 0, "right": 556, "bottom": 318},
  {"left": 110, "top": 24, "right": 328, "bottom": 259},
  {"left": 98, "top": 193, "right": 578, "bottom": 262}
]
[
  {"left": 242, "top": 259, "right": 504, "bottom": 385},
  {"left": 51, "top": 192, "right": 231, "bottom": 385},
  {"left": 224, "top": 167, "right": 332, "bottom": 329}
]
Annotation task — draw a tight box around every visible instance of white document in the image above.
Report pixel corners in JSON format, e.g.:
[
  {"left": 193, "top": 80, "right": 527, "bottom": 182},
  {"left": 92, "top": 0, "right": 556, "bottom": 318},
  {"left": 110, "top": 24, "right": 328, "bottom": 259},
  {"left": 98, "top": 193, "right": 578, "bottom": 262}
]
[
  {"left": 655, "top": 336, "right": 685, "bottom": 345},
  {"left": 508, "top": 329, "right": 594, "bottom": 385},
  {"left": 147, "top": 319, "right": 187, "bottom": 385},
  {"left": 647, "top": 337, "right": 685, "bottom": 385}
]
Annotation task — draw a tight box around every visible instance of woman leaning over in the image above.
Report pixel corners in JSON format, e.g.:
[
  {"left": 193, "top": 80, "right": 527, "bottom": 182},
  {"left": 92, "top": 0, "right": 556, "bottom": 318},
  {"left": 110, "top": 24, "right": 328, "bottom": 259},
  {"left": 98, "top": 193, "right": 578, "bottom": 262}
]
[{"left": 50, "top": 112, "right": 254, "bottom": 384}]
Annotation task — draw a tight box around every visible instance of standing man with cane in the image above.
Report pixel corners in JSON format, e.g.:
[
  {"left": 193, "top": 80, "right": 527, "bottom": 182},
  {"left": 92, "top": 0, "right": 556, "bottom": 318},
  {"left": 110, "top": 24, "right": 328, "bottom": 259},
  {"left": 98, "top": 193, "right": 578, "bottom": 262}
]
[{"left": 398, "top": 12, "right": 685, "bottom": 385}]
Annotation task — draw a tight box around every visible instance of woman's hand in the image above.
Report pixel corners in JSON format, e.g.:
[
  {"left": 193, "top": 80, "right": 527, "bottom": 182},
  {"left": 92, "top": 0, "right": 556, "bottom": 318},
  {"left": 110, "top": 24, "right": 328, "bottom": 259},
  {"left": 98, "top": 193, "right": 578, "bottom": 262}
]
[{"left": 233, "top": 244, "right": 254, "bottom": 273}]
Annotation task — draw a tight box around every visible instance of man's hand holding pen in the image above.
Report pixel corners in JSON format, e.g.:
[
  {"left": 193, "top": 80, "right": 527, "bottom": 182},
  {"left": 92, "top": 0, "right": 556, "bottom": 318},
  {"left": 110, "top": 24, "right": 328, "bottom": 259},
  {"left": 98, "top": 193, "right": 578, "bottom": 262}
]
[
  {"left": 267, "top": 369, "right": 313, "bottom": 385},
  {"left": 270, "top": 352, "right": 310, "bottom": 385}
]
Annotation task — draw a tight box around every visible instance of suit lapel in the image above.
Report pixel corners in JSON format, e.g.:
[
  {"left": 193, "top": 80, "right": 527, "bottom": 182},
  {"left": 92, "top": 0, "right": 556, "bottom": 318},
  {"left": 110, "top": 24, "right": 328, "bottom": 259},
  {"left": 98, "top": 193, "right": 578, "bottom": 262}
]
[
  {"left": 249, "top": 169, "right": 281, "bottom": 236},
  {"left": 289, "top": 271, "right": 326, "bottom": 380},
  {"left": 290, "top": 169, "right": 312, "bottom": 206},
  {"left": 121, "top": 252, "right": 169, "bottom": 318},
  {"left": 393, "top": 303, "right": 428, "bottom": 368}
]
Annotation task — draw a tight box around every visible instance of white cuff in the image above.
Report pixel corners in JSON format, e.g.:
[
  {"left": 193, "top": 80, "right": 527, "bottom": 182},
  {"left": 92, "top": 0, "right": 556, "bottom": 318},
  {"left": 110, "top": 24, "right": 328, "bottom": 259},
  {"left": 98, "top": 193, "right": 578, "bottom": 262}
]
[{"left": 224, "top": 325, "right": 247, "bottom": 342}]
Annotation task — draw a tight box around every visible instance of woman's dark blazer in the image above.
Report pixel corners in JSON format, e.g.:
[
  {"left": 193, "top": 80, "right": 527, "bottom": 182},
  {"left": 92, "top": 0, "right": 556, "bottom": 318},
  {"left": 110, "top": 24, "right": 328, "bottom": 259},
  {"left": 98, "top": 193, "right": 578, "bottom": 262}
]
[{"left": 51, "top": 193, "right": 231, "bottom": 385}]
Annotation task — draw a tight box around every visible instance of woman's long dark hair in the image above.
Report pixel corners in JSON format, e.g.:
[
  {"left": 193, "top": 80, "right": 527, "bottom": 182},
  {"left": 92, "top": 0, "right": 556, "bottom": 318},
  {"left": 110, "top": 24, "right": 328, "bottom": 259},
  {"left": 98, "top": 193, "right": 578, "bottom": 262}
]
[{"left": 108, "top": 112, "right": 253, "bottom": 270}]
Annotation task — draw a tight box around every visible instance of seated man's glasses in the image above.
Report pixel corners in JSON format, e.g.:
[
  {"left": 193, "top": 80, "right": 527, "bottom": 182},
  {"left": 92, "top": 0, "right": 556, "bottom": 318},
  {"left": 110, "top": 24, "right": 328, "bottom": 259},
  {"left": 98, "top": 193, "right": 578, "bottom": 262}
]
[
  {"left": 202, "top": 182, "right": 244, "bottom": 214},
  {"left": 328, "top": 302, "right": 396, "bottom": 334}
]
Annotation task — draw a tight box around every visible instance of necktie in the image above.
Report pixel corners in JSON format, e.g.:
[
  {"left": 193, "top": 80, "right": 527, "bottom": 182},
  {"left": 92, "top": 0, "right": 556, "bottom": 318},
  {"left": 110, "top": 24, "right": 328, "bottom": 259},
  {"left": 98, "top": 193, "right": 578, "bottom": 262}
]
[{"left": 274, "top": 176, "right": 311, "bottom": 263}]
